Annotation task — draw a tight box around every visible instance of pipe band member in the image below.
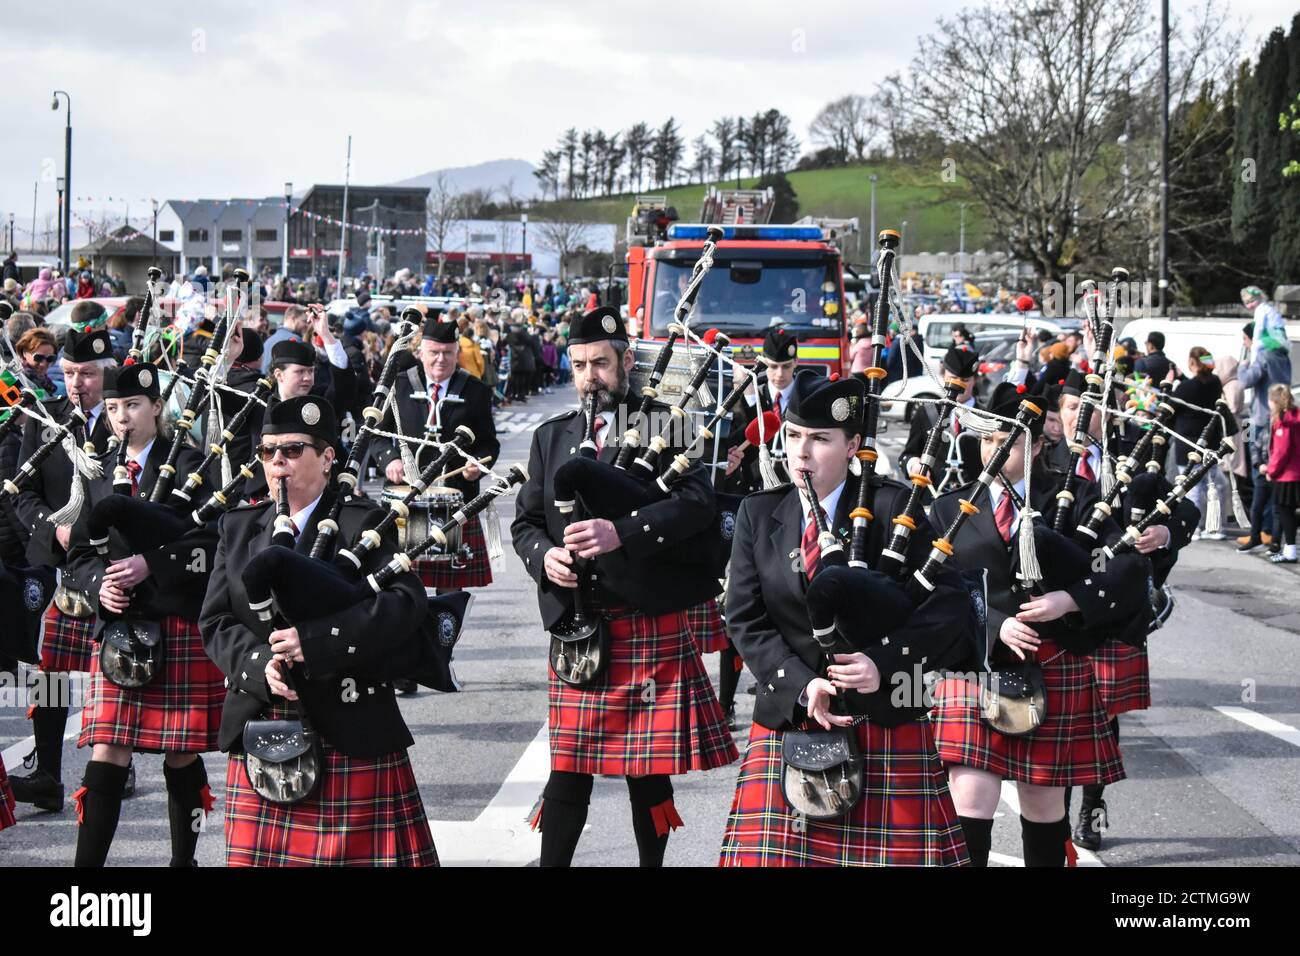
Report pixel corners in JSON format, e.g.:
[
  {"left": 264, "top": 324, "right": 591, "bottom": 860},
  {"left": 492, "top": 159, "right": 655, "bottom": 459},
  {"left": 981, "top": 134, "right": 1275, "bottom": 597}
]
[
  {"left": 200, "top": 396, "right": 437, "bottom": 867},
  {"left": 512, "top": 306, "right": 738, "bottom": 867}
]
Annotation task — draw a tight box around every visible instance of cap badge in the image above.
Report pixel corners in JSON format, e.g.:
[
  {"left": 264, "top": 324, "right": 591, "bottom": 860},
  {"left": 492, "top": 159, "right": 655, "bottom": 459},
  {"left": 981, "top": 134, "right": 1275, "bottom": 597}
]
[
  {"left": 301, "top": 402, "right": 321, "bottom": 426},
  {"left": 137, "top": 368, "right": 153, "bottom": 388},
  {"left": 831, "top": 398, "right": 850, "bottom": 422},
  {"left": 601, "top": 315, "right": 617, "bottom": 334},
  {"left": 92, "top": 337, "right": 106, "bottom": 354}
]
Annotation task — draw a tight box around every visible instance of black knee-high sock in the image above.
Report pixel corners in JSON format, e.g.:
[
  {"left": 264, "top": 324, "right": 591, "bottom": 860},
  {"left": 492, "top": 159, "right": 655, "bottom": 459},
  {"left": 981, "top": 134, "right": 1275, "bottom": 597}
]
[
  {"left": 32, "top": 700, "right": 69, "bottom": 781},
  {"left": 1021, "top": 815, "right": 1069, "bottom": 867},
  {"left": 1109, "top": 716, "right": 1120, "bottom": 744},
  {"left": 164, "top": 758, "right": 210, "bottom": 867},
  {"left": 538, "top": 771, "right": 593, "bottom": 867},
  {"left": 957, "top": 815, "right": 994, "bottom": 867},
  {"left": 719, "top": 644, "right": 741, "bottom": 711},
  {"left": 73, "top": 760, "right": 129, "bottom": 868},
  {"left": 626, "top": 774, "right": 679, "bottom": 867}
]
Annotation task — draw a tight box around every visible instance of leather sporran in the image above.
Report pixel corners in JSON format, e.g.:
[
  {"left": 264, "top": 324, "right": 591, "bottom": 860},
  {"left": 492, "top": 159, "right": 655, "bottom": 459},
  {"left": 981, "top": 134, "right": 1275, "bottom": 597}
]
[
  {"left": 242, "top": 718, "right": 323, "bottom": 805},
  {"left": 780, "top": 725, "right": 864, "bottom": 820},
  {"left": 549, "top": 617, "right": 610, "bottom": 688},
  {"left": 979, "top": 664, "right": 1047, "bottom": 736},
  {"left": 98, "top": 618, "right": 164, "bottom": 689}
]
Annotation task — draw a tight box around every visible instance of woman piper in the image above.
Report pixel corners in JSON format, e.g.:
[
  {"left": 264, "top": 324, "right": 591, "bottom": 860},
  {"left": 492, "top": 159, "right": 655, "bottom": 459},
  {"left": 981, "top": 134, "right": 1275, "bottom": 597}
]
[
  {"left": 719, "top": 371, "right": 973, "bottom": 867},
  {"left": 928, "top": 384, "right": 1148, "bottom": 867},
  {"left": 200, "top": 396, "right": 438, "bottom": 866},
  {"left": 65, "top": 362, "right": 224, "bottom": 867}
]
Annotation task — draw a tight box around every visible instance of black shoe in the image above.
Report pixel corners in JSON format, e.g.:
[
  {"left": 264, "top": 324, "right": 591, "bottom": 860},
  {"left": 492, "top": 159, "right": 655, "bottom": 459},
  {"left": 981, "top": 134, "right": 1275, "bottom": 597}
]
[
  {"left": 1268, "top": 542, "right": 1282, "bottom": 555},
  {"left": 1237, "top": 538, "right": 1264, "bottom": 553},
  {"left": 1073, "top": 798, "right": 1107, "bottom": 851},
  {"left": 745, "top": 683, "right": 757, "bottom": 696},
  {"left": 723, "top": 704, "right": 736, "bottom": 731},
  {"left": 393, "top": 678, "right": 418, "bottom": 695},
  {"left": 1269, "top": 552, "right": 1298, "bottom": 564},
  {"left": 123, "top": 760, "right": 136, "bottom": 799},
  {"left": 9, "top": 768, "right": 64, "bottom": 812}
]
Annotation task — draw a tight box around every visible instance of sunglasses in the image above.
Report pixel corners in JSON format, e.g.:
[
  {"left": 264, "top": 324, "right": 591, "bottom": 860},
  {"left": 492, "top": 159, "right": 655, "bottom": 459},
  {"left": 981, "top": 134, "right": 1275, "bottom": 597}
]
[
  {"left": 30, "top": 354, "right": 56, "bottom": 365},
  {"left": 255, "top": 440, "right": 323, "bottom": 462}
]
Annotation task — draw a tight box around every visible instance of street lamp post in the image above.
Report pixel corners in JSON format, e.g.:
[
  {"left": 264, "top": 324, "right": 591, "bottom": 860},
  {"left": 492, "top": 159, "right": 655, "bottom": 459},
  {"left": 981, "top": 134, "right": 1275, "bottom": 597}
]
[
  {"left": 52, "top": 91, "right": 71, "bottom": 272},
  {"left": 958, "top": 202, "right": 968, "bottom": 275},
  {"left": 151, "top": 199, "right": 158, "bottom": 269},
  {"left": 7, "top": 212, "right": 13, "bottom": 253},
  {"left": 869, "top": 173, "right": 878, "bottom": 245},
  {"left": 520, "top": 213, "right": 528, "bottom": 274},
  {"left": 1158, "top": 0, "right": 1170, "bottom": 316},
  {"left": 283, "top": 182, "right": 293, "bottom": 279},
  {"left": 56, "top": 176, "right": 65, "bottom": 270}
]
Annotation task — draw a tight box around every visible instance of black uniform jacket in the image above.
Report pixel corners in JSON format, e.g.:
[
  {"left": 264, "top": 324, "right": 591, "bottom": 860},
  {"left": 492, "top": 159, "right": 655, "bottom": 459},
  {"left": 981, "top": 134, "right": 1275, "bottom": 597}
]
[
  {"left": 373, "top": 362, "right": 500, "bottom": 502},
  {"left": 14, "top": 397, "right": 114, "bottom": 576},
  {"left": 511, "top": 401, "right": 719, "bottom": 631},
  {"left": 66, "top": 439, "right": 213, "bottom": 622},
  {"left": 726, "top": 474, "right": 974, "bottom": 732},
  {"left": 929, "top": 467, "right": 1149, "bottom": 663},
  {"left": 899, "top": 400, "right": 983, "bottom": 487},
  {"left": 199, "top": 486, "right": 427, "bottom": 757}
]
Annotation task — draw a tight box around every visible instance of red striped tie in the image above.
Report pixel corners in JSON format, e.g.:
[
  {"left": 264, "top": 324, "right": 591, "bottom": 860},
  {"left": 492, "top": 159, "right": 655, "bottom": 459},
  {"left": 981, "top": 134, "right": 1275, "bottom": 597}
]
[
  {"left": 801, "top": 509, "right": 825, "bottom": 577},
  {"left": 1078, "top": 456, "right": 1095, "bottom": 483},
  {"left": 127, "top": 460, "right": 142, "bottom": 497}
]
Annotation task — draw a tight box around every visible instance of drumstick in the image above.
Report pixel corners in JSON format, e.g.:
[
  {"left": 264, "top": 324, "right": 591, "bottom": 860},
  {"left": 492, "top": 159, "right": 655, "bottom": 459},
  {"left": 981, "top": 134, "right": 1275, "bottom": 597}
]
[{"left": 438, "top": 454, "right": 495, "bottom": 484}]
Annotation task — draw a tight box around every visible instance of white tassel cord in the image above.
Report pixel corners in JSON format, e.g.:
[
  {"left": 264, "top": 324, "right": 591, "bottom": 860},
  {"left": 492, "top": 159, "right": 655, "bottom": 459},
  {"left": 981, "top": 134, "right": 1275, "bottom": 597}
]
[
  {"left": 1204, "top": 476, "right": 1222, "bottom": 534},
  {"left": 47, "top": 433, "right": 103, "bottom": 526},
  {"left": 1016, "top": 426, "right": 1042, "bottom": 587},
  {"left": 483, "top": 500, "right": 505, "bottom": 571},
  {"left": 1228, "top": 470, "right": 1251, "bottom": 528}
]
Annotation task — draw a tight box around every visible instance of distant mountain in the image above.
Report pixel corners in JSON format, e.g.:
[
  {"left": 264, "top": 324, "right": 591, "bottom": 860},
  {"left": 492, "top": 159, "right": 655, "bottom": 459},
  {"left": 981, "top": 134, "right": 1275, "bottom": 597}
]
[{"left": 390, "top": 158, "right": 539, "bottom": 199}]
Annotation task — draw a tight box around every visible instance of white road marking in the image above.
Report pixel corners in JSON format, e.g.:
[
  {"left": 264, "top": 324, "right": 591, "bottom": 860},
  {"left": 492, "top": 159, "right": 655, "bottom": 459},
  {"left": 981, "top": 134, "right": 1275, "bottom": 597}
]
[
  {"left": 1213, "top": 705, "right": 1300, "bottom": 749},
  {"left": 2, "top": 711, "right": 85, "bottom": 772},
  {"left": 428, "top": 723, "right": 549, "bottom": 866}
]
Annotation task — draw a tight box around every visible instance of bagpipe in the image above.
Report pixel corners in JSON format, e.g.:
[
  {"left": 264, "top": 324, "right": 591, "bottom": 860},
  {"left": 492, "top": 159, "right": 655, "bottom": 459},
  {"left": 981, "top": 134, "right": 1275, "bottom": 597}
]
[
  {"left": 241, "top": 463, "right": 529, "bottom": 701},
  {"left": 802, "top": 232, "right": 976, "bottom": 658},
  {"left": 127, "top": 266, "right": 164, "bottom": 365},
  {"left": 308, "top": 307, "right": 424, "bottom": 562},
  {"left": 151, "top": 267, "right": 250, "bottom": 503},
  {"left": 1053, "top": 272, "right": 1124, "bottom": 531}
]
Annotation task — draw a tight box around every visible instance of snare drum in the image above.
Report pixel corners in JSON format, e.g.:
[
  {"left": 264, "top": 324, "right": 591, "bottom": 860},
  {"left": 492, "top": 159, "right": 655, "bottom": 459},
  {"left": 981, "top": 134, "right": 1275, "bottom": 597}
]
[{"left": 382, "top": 485, "right": 465, "bottom": 559}]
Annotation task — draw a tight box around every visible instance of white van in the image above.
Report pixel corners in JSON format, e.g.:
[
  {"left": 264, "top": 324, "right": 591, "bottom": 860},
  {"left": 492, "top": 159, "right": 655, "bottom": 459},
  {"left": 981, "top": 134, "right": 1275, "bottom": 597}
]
[
  {"left": 1117, "top": 316, "right": 1300, "bottom": 387},
  {"left": 918, "top": 314, "right": 1068, "bottom": 363}
]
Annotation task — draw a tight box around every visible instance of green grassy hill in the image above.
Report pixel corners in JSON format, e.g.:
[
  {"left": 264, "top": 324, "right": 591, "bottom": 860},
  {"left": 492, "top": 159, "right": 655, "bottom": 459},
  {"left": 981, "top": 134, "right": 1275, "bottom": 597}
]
[{"left": 526, "top": 161, "right": 993, "bottom": 263}]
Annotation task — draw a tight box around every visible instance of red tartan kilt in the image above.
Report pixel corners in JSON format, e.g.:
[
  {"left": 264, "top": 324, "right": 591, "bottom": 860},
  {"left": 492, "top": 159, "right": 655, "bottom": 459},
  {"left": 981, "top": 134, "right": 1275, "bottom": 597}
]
[
  {"left": 1091, "top": 642, "right": 1151, "bottom": 718},
  {"left": 548, "top": 606, "right": 739, "bottom": 776},
  {"left": 930, "top": 643, "right": 1125, "bottom": 787},
  {"left": 414, "top": 514, "right": 492, "bottom": 589},
  {"left": 0, "top": 760, "right": 16, "bottom": 832},
  {"left": 39, "top": 604, "right": 95, "bottom": 674},
  {"left": 79, "top": 615, "right": 225, "bottom": 754},
  {"left": 224, "top": 746, "right": 438, "bottom": 867},
  {"left": 686, "top": 598, "right": 729, "bottom": 654},
  {"left": 719, "top": 719, "right": 969, "bottom": 867}
]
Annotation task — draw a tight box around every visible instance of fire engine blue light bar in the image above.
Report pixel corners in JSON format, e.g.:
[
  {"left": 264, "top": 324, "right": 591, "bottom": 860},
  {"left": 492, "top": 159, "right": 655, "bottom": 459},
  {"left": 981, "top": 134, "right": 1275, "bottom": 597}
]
[{"left": 666, "top": 224, "right": 825, "bottom": 241}]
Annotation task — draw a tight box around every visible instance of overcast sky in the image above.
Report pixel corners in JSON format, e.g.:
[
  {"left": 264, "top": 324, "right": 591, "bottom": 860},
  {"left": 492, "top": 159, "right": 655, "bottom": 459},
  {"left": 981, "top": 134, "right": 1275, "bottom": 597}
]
[{"left": 3, "top": 0, "right": 1296, "bottom": 236}]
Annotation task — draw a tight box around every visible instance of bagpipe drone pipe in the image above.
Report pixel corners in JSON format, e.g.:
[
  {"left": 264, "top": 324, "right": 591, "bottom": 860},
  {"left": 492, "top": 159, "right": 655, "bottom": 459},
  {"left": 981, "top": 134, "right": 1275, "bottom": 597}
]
[
  {"left": 801, "top": 231, "right": 980, "bottom": 660},
  {"left": 241, "top": 464, "right": 529, "bottom": 693}
]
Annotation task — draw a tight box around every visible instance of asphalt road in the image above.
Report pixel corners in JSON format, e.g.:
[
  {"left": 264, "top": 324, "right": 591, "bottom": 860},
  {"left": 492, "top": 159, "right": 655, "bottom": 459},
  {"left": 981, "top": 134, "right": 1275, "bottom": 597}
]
[{"left": 2, "top": 390, "right": 1298, "bottom": 867}]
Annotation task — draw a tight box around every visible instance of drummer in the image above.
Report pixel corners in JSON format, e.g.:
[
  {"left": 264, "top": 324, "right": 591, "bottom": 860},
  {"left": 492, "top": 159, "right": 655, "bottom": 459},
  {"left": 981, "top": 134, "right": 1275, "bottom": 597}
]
[{"left": 373, "top": 315, "right": 499, "bottom": 691}]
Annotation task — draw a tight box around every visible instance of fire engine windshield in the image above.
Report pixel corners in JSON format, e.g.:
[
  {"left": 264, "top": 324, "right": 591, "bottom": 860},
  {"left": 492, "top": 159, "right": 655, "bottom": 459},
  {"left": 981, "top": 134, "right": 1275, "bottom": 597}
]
[{"left": 649, "top": 257, "right": 842, "bottom": 337}]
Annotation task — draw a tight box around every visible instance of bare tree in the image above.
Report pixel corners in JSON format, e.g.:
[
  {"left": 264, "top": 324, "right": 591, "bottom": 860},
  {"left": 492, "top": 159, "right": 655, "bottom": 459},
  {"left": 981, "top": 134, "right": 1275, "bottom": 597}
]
[
  {"left": 809, "top": 94, "right": 876, "bottom": 163},
  {"left": 425, "top": 172, "right": 462, "bottom": 280},
  {"left": 710, "top": 117, "right": 738, "bottom": 182},
  {"left": 691, "top": 135, "right": 716, "bottom": 184},
  {"left": 533, "top": 215, "right": 594, "bottom": 280},
  {"left": 898, "top": 0, "right": 1159, "bottom": 282}
]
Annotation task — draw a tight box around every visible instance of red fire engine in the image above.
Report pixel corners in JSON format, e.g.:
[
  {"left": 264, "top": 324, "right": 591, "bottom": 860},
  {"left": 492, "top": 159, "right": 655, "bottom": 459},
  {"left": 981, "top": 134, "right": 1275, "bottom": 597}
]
[{"left": 624, "top": 187, "right": 855, "bottom": 377}]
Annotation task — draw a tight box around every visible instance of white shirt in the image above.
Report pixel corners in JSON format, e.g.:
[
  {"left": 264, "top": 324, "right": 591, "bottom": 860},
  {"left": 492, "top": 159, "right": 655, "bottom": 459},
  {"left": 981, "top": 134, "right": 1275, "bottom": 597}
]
[
  {"left": 988, "top": 477, "right": 1026, "bottom": 531},
  {"left": 84, "top": 401, "right": 104, "bottom": 439},
  {"left": 288, "top": 492, "right": 324, "bottom": 540},
  {"left": 799, "top": 478, "right": 847, "bottom": 534},
  {"left": 323, "top": 339, "right": 348, "bottom": 370},
  {"left": 129, "top": 437, "right": 155, "bottom": 472},
  {"left": 1079, "top": 444, "right": 1103, "bottom": 481},
  {"left": 425, "top": 372, "right": 456, "bottom": 426},
  {"left": 592, "top": 411, "right": 614, "bottom": 450},
  {"left": 742, "top": 379, "right": 794, "bottom": 412}
]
